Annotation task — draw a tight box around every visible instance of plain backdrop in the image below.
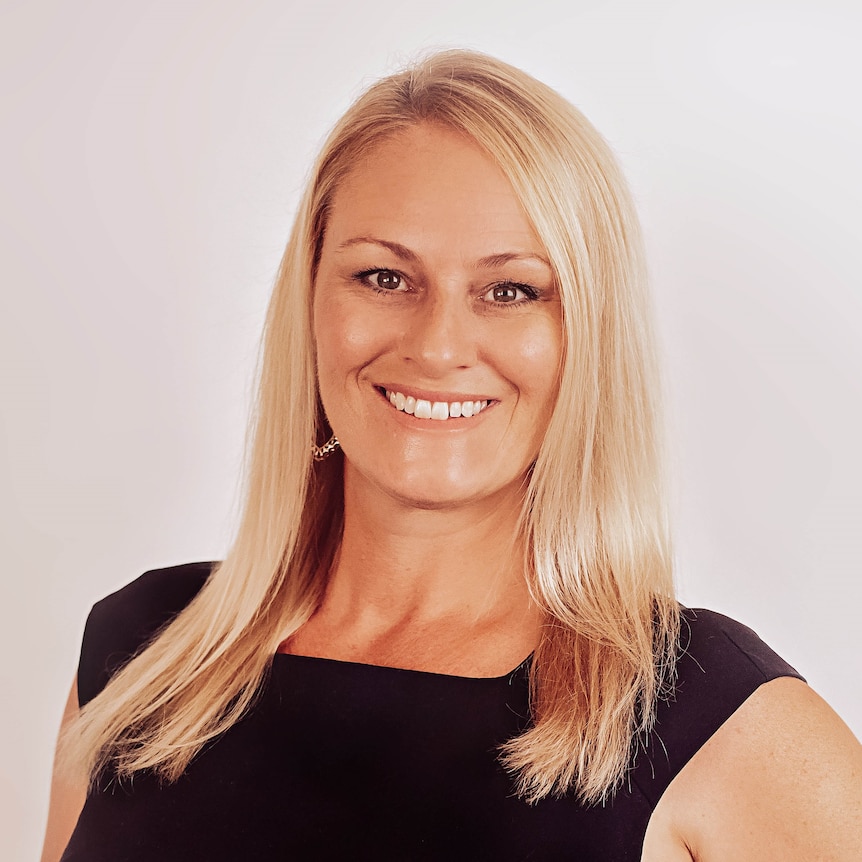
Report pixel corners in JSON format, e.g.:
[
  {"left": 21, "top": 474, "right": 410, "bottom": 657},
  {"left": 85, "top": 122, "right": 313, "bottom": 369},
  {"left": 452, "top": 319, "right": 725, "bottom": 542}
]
[{"left": 2, "top": 0, "right": 860, "bottom": 858}]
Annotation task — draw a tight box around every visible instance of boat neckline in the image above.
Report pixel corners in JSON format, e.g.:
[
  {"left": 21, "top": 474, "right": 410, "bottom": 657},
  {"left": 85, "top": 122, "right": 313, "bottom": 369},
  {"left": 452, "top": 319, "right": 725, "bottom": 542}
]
[{"left": 272, "top": 650, "right": 532, "bottom": 682}]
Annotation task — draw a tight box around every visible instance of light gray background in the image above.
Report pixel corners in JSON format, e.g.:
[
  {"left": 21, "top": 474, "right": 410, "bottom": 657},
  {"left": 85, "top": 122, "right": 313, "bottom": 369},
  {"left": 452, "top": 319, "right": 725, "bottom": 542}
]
[{"left": 2, "top": 1, "right": 860, "bottom": 858}]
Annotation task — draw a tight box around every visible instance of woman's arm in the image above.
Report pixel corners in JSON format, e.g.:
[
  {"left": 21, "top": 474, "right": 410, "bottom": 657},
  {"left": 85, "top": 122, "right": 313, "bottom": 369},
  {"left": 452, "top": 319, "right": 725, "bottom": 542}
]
[
  {"left": 649, "top": 677, "right": 862, "bottom": 861},
  {"left": 40, "top": 680, "right": 87, "bottom": 862}
]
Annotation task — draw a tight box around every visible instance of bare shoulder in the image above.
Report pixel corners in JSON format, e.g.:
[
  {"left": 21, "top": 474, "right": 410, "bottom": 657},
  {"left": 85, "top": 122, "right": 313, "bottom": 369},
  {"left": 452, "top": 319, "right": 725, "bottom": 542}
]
[{"left": 645, "top": 677, "right": 862, "bottom": 862}]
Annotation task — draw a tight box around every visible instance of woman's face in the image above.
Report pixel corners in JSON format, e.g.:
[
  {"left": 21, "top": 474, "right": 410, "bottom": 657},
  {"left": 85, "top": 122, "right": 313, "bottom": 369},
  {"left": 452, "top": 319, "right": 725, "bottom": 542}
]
[{"left": 313, "top": 123, "right": 562, "bottom": 509}]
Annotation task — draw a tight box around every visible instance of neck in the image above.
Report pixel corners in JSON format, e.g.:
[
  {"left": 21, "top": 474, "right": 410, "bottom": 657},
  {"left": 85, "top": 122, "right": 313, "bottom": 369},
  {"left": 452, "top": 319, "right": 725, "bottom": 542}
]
[
  {"left": 328, "top": 463, "right": 531, "bottom": 622},
  {"left": 285, "top": 464, "right": 541, "bottom": 676}
]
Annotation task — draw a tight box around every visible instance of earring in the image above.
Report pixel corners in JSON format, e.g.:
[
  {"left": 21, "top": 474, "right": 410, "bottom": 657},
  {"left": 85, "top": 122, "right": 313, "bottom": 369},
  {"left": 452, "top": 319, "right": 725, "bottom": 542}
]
[{"left": 312, "top": 434, "right": 340, "bottom": 461}]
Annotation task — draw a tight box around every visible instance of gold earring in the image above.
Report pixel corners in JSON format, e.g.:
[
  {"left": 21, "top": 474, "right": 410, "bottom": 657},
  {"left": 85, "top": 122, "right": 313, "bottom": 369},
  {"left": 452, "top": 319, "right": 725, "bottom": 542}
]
[{"left": 312, "top": 435, "right": 340, "bottom": 461}]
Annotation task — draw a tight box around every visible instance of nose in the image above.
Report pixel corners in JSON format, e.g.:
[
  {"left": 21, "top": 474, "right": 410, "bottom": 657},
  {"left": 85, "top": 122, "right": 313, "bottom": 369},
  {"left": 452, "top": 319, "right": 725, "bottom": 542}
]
[{"left": 399, "top": 288, "right": 476, "bottom": 374}]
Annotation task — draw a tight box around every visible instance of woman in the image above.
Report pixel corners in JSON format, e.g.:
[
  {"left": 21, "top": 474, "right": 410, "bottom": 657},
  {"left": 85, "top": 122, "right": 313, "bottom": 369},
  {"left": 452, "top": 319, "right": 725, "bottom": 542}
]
[{"left": 43, "top": 50, "right": 861, "bottom": 861}]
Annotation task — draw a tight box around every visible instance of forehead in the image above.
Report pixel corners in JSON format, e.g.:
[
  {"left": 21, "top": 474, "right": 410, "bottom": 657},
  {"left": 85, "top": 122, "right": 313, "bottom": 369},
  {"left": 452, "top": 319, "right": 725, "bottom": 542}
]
[{"left": 323, "top": 124, "right": 545, "bottom": 259}]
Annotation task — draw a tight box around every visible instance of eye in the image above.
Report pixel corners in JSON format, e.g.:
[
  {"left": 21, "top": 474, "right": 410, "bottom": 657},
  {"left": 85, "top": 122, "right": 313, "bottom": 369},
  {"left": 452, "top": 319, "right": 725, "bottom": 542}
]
[
  {"left": 483, "top": 282, "right": 538, "bottom": 304},
  {"left": 355, "top": 269, "right": 405, "bottom": 291}
]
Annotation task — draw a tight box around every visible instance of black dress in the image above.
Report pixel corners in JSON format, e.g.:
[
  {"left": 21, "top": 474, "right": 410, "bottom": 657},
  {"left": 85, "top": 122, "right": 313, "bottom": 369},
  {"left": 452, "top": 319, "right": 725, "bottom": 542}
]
[{"left": 62, "top": 562, "right": 802, "bottom": 861}]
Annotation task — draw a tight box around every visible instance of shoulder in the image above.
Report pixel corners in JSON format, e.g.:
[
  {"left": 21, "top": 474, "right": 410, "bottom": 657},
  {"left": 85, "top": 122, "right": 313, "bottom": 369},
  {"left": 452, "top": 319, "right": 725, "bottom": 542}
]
[
  {"left": 677, "top": 607, "right": 800, "bottom": 680},
  {"left": 634, "top": 606, "right": 804, "bottom": 803},
  {"left": 77, "top": 561, "right": 216, "bottom": 706},
  {"left": 657, "top": 677, "right": 862, "bottom": 860}
]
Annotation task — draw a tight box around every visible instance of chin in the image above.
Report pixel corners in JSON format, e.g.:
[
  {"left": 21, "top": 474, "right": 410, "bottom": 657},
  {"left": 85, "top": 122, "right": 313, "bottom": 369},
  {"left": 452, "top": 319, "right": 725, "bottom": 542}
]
[
  {"left": 376, "top": 466, "right": 523, "bottom": 512},
  {"left": 386, "top": 485, "right": 482, "bottom": 510}
]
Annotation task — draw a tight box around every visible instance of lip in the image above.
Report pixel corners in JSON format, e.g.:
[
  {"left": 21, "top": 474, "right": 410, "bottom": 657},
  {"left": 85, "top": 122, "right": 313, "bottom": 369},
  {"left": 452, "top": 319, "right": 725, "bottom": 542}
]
[{"left": 374, "top": 383, "right": 497, "bottom": 403}]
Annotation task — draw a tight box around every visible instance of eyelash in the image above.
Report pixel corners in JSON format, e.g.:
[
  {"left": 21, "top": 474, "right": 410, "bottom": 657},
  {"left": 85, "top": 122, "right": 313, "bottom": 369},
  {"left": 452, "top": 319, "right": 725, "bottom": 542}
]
[
  {"left": 488, "top": 281, "right": 540, "bottom": 305},
  {"left": 353, "top": 268, "right": 407, "bottom": 295},
  {"left": 351, "top": 268, "right": 541, "bottom": 306}
]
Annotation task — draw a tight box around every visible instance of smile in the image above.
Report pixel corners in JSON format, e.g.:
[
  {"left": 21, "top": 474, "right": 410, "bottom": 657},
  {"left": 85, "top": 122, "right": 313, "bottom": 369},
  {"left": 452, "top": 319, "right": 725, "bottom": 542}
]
[{"left": 382, "top": 389, "right": 491, "bottom": 421}]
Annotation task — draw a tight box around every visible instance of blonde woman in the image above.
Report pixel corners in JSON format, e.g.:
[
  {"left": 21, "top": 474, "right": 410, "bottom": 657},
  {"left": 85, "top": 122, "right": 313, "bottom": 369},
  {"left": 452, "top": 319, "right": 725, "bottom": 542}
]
[{"left": 43, "top": 51, "right": 861, "bottom": 861}]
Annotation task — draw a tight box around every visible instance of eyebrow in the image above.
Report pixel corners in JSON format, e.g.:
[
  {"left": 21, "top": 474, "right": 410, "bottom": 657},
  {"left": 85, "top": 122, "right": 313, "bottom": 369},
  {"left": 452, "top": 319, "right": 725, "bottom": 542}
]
[{"left": 335, "top": 236, "right": 551, "bottom": 269}]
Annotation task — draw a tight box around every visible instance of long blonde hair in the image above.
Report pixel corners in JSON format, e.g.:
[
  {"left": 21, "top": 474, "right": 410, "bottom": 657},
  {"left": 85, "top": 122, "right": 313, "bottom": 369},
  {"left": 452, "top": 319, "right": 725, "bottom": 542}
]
[{"left": 61, "top": 49, "right": 677, "bottom": 804}]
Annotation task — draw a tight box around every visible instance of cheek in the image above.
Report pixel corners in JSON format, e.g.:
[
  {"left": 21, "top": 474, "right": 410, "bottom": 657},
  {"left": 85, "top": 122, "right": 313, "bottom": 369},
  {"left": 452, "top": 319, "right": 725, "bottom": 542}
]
[
  {"left": 314, "top": 297, "right": 403, "bottom": 432},
  {"left": 503, "top": 317, "right": 562, "bottom": 407},
  {"left": 314, "top": 296, "right": 382, "bottom": 383}
]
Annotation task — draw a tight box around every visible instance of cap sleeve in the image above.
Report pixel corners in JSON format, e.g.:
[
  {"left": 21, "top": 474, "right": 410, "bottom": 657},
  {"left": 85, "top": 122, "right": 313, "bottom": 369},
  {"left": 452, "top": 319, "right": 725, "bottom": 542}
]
[
  {"left": 632, "top": 607, "right": 804, "bottom": 806},
  {"left": 76, "top": 562, "right": 215, "bottom": 707}
]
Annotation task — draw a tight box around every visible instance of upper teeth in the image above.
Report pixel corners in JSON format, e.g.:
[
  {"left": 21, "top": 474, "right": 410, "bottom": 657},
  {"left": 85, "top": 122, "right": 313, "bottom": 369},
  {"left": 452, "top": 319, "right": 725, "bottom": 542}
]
[{"left": 385, "top": 390, "right": 490, "bottom": 421}]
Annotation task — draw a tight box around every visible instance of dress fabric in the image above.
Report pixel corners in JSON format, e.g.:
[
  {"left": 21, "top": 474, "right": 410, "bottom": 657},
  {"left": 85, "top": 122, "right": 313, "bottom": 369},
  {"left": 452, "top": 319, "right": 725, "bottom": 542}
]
[{"left": 62, "top": 562, "right": 802, "bottom": 862}]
